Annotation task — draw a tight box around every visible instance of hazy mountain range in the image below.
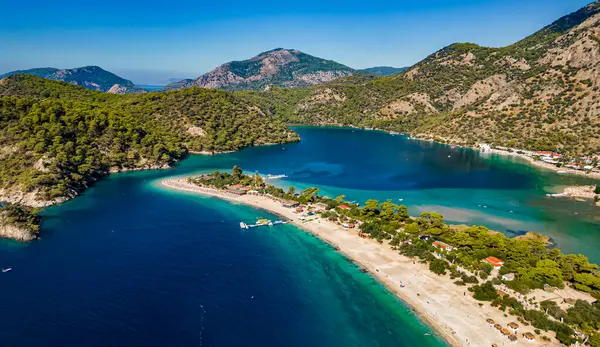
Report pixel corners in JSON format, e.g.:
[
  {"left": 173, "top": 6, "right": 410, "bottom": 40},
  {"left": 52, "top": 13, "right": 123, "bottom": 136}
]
[
  {"left": 2, "top": 56, "right": 406, "bottom": 93},
  {"left": 0, "top": 66, "right": 145, "bottom": 94}
]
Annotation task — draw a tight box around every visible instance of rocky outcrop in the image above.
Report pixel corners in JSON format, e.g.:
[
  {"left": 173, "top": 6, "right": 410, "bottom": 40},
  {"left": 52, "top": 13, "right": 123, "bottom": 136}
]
[
  {"left": 0, "top": 218, "right": 37, "bottom": 241},
  {"left": 0, "top": 187, "right": 70, "bottom": 208},
  {"left": 109, "top": 163, "right": 171, "bottom": 173},
  {"left": 0, "top": 207, "right": 40, "bottom": 242},
  {"left": 453, "top": 74, "right": 508, "bottom": 109},
  {"left": 107, "top": 84, "right": 147, "bottom": 94}
]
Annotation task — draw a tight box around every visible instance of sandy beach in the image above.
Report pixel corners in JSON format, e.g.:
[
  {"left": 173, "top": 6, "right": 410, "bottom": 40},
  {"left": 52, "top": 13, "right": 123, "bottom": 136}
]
[{"left": 162, "top": 178, "right": 555, "bottom": 347}]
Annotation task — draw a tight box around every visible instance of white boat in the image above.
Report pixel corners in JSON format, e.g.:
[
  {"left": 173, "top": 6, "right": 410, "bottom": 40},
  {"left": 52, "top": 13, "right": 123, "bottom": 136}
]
[
  {"left": 266, "top": 174, "right": 288, "bottom": 180},
  {"left": 546, "top": 193, "right": 568, "bottom": 197},
  {"left": 557, "top": 170, "right": 568, "bottom": 174},
  {"left": 240, "top": 222, "right": 248, "bottom": 229},
  {"left": 2, "top": 268, "right": 12, "bottom": 273}
]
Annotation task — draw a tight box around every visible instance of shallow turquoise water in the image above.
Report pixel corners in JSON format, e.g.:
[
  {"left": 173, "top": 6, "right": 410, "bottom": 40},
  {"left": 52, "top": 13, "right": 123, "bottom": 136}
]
[
  {"left": 0, "top": 126, "right": 598, "bottom": 346},
  {"left": 170, "top": 126, "right": 600, "bottom": 261}
]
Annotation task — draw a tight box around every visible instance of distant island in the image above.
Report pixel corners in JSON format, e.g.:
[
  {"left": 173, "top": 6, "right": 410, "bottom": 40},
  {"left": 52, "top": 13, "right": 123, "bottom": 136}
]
[{"left": 163, "top": 166, "right": 600, "bottom": 347}]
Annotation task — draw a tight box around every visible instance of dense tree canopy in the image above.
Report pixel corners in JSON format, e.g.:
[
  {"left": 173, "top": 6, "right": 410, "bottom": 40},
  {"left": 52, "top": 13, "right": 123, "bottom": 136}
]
[{"left": 0, "top": 75, "right": 298, "bottom": 203}]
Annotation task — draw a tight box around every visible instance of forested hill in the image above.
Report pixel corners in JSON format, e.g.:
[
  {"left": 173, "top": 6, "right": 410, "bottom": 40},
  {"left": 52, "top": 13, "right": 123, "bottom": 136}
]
[
  {"left": 0, "top": 66, "right": 144, "bottom": 93},
  {"left": 249, "top": 1, "right": 600, "bottom": 156},
  {"left": 0, "top": 74, "right": 298, "bottom": 207},
  {"left": 357, "top": 66, "right": 407, "bottom": 76},
  {"left": 165, "top": 48, "right": 355, "bottom": 91}
]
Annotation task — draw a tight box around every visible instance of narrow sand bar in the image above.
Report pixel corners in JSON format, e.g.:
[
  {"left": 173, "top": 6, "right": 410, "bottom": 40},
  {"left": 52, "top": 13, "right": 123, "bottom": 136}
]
[{"left": 162, "top": 178, "right": 554, "bottom": 347}]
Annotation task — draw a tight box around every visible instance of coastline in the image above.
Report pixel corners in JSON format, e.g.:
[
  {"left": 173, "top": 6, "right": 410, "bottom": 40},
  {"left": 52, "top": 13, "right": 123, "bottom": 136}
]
[
  {"left": 161, "top": 178, "right": 548, "bottom": 347},
  {"left": 486, "top": 148, "right": 600, "bottom": 179},
  {"left": 295, "top": 125, "right": 600, "bottom": 180}
]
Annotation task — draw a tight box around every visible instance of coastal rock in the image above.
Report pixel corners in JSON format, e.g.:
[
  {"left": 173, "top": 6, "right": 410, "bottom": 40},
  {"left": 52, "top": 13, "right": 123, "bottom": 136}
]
[
  {"left": 109, "top": 163, "right": 171, "bottom": 173},
  {"left": 0, "top": 212, "right": 38, "bottom": 242},
  {"left": 0, "top": 187, "right": 69, "bottom": 208}
]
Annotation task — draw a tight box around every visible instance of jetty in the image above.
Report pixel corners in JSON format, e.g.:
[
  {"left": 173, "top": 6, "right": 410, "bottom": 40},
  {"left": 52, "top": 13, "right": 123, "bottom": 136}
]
[{"left": 240, "top": 219, "right": 287, "bottom": 229}]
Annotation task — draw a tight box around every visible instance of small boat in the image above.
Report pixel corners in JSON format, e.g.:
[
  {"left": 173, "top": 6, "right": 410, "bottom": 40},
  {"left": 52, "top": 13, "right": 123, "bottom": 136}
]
[
  {"left": 2, "top": 268, "right": 12, "bottom": 273},
  {"left": 546, "top": 193, "right": 568, "bottom": 198},
  {"left": 557, "top": 170, "right": 567, "bottom": 174},
  {"left": 424, "top": 333, "right": 431, "bottom": 336},
  {"left": 266, "top": 174, "right": 288, "bottom": 180},
  {"left": 398, "top": 198, "right": 403, "bottom": 202},
  {"left": 240, "top": 222, "right": 248, "bottom": 229}
]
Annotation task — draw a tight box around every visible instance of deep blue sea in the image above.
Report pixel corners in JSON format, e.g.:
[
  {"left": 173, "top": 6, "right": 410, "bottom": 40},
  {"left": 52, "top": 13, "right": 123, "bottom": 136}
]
[{"left": 1, "top": 126, "right": 599, "bottom": 346}]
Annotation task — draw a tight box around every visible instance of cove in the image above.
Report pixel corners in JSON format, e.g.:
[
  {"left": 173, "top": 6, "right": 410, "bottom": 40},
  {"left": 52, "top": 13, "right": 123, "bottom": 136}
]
[{"left": 1, "top": 126, "right": 598, "bottom": 346}]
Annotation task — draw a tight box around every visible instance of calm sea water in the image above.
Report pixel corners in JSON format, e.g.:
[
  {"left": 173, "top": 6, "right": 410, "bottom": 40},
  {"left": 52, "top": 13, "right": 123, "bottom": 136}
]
[
  {"left": 135, "top": 84, "right": 165, "bottom": 91},
  {"left": 1, "top": 126, "right": 598, "bottom": 346}
]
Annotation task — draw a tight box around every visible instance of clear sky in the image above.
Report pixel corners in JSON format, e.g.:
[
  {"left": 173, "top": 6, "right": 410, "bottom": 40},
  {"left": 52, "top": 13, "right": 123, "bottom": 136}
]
[{"left": 0, "top": 0, "right": 593, "bottom": 84}]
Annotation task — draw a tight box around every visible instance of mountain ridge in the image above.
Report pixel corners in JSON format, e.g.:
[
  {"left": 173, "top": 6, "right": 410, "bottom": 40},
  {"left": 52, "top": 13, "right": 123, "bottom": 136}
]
[
  {"left": 0, "top": 66, "right": 145, "bottom": 94},
  {"left": 254, "top": 1, "right": 600, "bottom": 155},
  {"left": 165, "top": 48, "right": 355, "bottom": 91}
]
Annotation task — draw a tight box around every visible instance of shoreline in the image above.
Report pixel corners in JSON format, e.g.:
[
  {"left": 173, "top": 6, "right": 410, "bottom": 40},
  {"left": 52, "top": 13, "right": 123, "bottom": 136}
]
[
  {"left": 294, "top": 125, "right": 600, "bottom": 180},
  {"left": 486, "top": 149, "right": 600, "bottom": 179},
  {"left": 161, "top": 178, "right": 547, "bottom": 347}
]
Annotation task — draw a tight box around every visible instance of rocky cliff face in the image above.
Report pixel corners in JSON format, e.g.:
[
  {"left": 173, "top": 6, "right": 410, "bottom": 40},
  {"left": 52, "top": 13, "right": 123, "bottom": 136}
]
[{"left": 166, "top": 48, "right": 355, "bottom": 91}]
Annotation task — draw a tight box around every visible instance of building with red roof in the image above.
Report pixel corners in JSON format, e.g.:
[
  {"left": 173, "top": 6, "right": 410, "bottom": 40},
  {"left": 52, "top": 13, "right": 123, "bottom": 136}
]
[
  {"left": 482, "top": 256, "right": 504, "bottom": 269},
  {"left": 432, "top": 241, "right": 454, "bottom": 252}
]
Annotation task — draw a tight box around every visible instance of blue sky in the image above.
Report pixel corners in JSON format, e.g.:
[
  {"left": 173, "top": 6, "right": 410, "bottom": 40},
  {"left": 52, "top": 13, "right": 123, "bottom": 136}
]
[{"left": 0, "top": 0, "right": 593, "bottom": 84}]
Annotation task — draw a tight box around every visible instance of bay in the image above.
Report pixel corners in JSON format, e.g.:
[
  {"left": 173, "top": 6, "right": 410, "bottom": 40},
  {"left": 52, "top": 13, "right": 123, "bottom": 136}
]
[{"left": 1, "top": 126, "right": 598, "bottom": 346}]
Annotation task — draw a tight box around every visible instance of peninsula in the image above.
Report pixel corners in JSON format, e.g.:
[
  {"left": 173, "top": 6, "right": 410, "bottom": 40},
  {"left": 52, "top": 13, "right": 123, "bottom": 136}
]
[{"left": 162, "top": 167, "right": 600, "bottom": 347}]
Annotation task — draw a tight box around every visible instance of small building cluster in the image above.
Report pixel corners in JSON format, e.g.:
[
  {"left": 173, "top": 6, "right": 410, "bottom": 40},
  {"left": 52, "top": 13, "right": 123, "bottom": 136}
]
[
  {"left": 487, "top": 318, "right": 521, "bottom": 343},
  {"left": 477, "top": 143, "right": 600, "bottom": 173}
]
